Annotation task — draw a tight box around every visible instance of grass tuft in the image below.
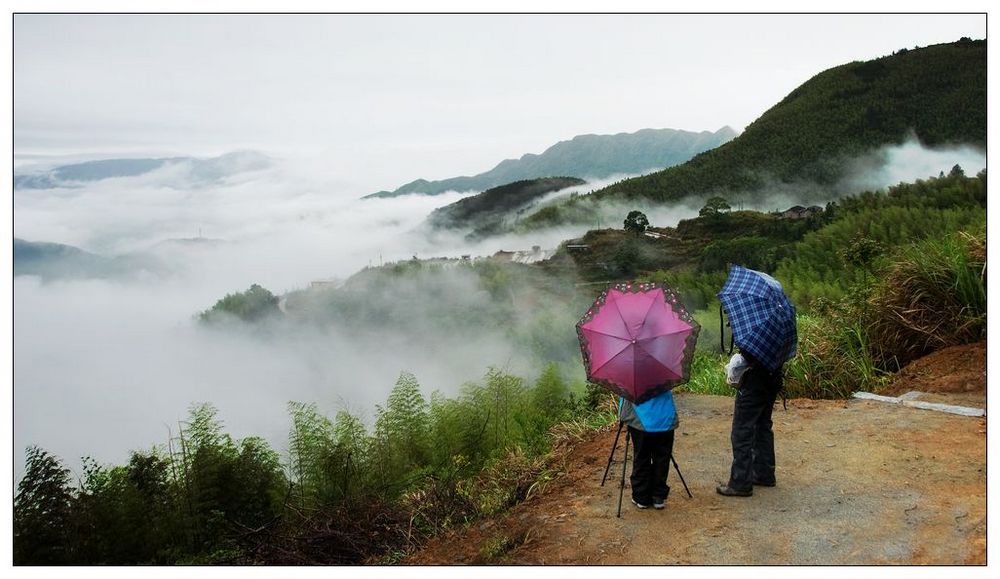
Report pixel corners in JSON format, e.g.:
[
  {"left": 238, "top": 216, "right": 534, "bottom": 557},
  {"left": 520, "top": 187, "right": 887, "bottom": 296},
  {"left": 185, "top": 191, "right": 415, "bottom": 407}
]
[{"left": 864, "top": 230, "right": 986, "bottom": 369}]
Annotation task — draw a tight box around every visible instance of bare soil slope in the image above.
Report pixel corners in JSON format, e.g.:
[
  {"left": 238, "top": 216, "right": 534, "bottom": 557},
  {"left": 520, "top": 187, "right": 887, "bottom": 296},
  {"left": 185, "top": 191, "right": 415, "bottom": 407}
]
[{"left": 407, "top": 344, "right": 987, "bottom": 565}]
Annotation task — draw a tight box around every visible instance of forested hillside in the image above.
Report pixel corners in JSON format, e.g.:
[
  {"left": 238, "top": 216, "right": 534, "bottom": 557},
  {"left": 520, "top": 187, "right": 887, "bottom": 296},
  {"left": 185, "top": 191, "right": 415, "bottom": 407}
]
[
  {"left": 590, "top": 39, "right": 984, "bottom": 203},
  {"left": 425, "top": 176, "right": 585, "bottom": 238}
]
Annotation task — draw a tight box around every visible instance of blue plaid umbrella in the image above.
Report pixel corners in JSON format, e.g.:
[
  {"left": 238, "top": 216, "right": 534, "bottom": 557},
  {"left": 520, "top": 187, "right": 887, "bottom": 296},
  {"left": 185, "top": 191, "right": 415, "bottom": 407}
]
[{"left": 717, "top": 265, "right": 797, "bottom": 372}]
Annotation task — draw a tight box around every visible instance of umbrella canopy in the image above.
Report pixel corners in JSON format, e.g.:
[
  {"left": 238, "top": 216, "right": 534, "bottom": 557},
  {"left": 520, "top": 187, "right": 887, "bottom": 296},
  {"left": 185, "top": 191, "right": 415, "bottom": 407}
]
[
  {"left": 577, "top": 281, "right": 700, "bottom": 404},
  {"left": 717, "top": 265, "right": 797, "bottom": 372}
]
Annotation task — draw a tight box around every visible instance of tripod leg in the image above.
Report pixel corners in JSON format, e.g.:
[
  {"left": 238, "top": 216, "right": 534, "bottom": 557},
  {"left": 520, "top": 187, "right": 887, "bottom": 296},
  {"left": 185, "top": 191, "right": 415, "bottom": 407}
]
[
  {"left": 671, "top": 454, "right": 693, "bottom": 498},
  {"left": 617, "top": 428, "right": 630, "bottom": 518},
  {"left": 601, "top": 422, "right": 624, "bottom": 486}
]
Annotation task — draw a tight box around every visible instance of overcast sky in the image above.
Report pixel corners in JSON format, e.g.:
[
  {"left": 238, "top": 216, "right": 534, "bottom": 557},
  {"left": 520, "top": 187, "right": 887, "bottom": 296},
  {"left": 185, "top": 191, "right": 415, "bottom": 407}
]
[{"left": 13, "top": 13, "right": 986, "bottom": 193}]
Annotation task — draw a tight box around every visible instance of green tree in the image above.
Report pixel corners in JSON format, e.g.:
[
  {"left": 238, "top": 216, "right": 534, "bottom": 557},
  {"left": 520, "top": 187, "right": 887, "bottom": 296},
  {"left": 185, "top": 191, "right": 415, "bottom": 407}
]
[
  {"left": 372, "top": 371, "right": 431, "bottom": 494},
  {"left": 14, "top": 446, "right": 75, "bottom": 564},
  {"left": 838, "top": 234, "right": 884, "bottom": 283},
  {"left": 623, "top": 210, "right": 649, "bottom": 235},
  {"left": 427, "top": 391, "right": 470, "bottom": 470},
  {"left": 531, "top": 363, "right": 570, "bottom": 422},
  {"left": 331, "top": 410, "right": 369, "bottom": 500},
  {"left": 611, "top": 237, "right": 644, "bottom": 277},
  {"left": 699, "top": 196, "right": 732, "bottom": 217},
  {"left": 74, "top": 451, "right": 178, "bottom": 564},
  {"left": 699, "top": 236, "right": 776, "bottom": 272},
  {"left": 288, "top": 401, "right": 336, "bottom": 508},
  {"left": 177, "top": 403, "right": 284, "bottom": 552},
  {"left": 199, "top": 283, "right": 280, "bottom": 324},
  {"left": 459, "top": 369, "right": 533, "bottom": 460}
]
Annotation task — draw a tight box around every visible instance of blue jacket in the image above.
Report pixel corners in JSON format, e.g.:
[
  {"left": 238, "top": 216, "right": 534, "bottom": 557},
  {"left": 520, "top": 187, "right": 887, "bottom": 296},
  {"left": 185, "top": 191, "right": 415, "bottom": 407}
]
[{"left": 618, "top": 390, "right": 679, "bottom": 432}]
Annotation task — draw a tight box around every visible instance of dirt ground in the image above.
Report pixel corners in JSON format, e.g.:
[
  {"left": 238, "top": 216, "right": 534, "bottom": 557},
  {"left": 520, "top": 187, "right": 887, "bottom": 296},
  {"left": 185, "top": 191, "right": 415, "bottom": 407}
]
[
  {"left": 406, "top": 344, "right": 987, "bottom": 565},
  {"left": 883, "top": 341, "right": 987, "bottom": 409}
]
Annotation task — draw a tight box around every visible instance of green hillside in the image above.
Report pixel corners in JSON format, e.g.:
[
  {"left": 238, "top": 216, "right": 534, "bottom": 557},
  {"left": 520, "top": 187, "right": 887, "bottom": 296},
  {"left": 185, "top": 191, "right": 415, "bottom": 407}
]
[
  {"left": 552, "top": 39, "right": 985, "bottom": 209},
  {"left": 426, "top": 176, "right": 585, "bottom": 238},
  {"left": 13, "top": 238, "right": 166, "bottom": 280}
]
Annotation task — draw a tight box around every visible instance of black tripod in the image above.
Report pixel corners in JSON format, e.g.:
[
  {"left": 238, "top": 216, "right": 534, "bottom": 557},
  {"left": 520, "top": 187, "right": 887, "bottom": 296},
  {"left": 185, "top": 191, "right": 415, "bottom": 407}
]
[{"left": 601, "top": 421, "right": 693, "bottom": 517}]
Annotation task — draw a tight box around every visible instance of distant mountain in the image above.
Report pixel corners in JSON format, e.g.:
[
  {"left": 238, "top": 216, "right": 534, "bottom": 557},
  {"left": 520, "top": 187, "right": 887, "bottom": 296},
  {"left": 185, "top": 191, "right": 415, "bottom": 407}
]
[
  {"left": 426, "top": 177, "right": 585, "bottom": 237},
  {"left": 364, "top": 127, "right": 736, "bottom": 199},
  {"left": 14, "top": 151, "right": 272, "bottom": 189},
  {"left": 13, "top": 238, "right": 167, "bottom": 280},
  {"left": 586, "top": 39, "right": 986, "bottom": 205}
]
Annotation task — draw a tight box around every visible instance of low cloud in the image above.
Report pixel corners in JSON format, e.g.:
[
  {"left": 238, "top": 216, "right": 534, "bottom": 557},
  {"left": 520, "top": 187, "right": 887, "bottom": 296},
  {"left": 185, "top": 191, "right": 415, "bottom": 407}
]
[
  {"left": 14, "top": 137, "right": 985, "bottom": 478},
  {"left": 842, "top": 137, "right": 985, "bottom": 192},
  {"left": 13, "top": 157, "right": 588, "bottom": 477}
]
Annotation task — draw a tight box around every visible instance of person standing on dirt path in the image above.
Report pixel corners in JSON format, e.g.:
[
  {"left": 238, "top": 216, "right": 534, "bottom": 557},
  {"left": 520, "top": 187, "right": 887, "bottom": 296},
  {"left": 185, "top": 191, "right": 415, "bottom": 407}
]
[
  {"left": 717, "top": 350, "right": 782, "bottom": 497},
  {"left": 620, "top": 389, "right": 678, "bottom": 510}
]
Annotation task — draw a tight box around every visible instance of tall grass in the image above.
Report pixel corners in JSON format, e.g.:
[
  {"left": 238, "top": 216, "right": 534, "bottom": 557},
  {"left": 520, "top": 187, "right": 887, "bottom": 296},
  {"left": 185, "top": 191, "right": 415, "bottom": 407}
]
[
  {"left": 783, "top": 229, "right": 985, "bottom": 397},
  {"left": 864, "top": 230, "right": 986, "bottom": 369},
  {"left": 678, "top": 352, "right": 734, "bottom": 397},
  {"left": 783, "top": 313, "right": 890, "bottom": 398}
]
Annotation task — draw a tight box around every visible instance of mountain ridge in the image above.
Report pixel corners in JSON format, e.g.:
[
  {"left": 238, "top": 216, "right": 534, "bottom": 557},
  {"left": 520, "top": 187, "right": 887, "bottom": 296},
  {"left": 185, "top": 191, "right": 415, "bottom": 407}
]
[
  {"left": 13, "top": 238, "right": 184, "bottom": 280},
  {"left": 14, "top": 151, "right": 272, "bottom": 189},
  {"left": 364, "top": 126, "right": 736, "bottom": 199}
]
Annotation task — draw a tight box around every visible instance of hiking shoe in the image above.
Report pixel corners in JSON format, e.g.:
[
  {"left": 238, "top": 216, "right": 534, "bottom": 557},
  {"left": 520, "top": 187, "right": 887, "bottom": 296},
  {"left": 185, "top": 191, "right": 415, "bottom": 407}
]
[
  {"left": 716, "top": 484, "right": 752, "bottom": 497},
  {"left": 653, "top": 485, "right": 670, "bottom": 509},
  {"left": 631, "top": 498, "right": 651, "bottom": 510},
  {"left": 753, "top": 479, "right": 776, "bottom": 487}
]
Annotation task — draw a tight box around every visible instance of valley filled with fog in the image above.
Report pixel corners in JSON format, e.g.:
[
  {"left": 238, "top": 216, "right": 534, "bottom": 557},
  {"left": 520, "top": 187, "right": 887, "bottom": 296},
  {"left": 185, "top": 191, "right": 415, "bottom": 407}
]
[
  {"left": 12, "top": 155, "right": 673, "bottom": 476},
  {"left": 13, "top": 140, "right": 985, "bottom": 477}
]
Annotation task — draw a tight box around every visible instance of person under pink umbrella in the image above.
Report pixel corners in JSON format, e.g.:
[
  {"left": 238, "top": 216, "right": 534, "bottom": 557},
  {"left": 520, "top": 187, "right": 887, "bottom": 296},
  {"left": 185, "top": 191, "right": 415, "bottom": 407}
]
[
  {"left": 618, "top": 390, "right": 678, "bottom": 509},
  {"left": 577, "top": 281, "right": 700, "bottom": 512}
]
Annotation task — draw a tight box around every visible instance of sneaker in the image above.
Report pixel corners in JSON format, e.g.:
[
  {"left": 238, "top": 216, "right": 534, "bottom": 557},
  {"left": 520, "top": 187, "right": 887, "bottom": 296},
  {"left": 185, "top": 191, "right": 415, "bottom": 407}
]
[
  {"left": 716, "top": 484, "right": 752, "bottom": 497},
  {"left": 653, "top": 500, "right": 665, "bottom": 510},
  {"left": 631, "top": 498, "right": 651, "bottom": 510}
]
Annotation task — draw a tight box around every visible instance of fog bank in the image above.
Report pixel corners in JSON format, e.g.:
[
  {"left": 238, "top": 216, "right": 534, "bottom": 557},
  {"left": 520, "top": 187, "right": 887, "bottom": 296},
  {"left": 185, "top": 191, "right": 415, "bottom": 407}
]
[{"left": 13, "top": 158, "right": 593, "bottom": 477}]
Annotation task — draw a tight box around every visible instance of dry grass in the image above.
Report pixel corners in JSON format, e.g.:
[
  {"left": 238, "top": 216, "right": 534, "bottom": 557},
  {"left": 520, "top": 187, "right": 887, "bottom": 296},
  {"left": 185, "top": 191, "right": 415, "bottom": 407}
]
[
  {"left": 783, "top": 230, "right": 985, "bottom": 399},
  {"left": 865, "top": 231, "right": 986, "bottom": 369},
  {"left": 784, "top": 313, "right": 890, "bottom": 398}
]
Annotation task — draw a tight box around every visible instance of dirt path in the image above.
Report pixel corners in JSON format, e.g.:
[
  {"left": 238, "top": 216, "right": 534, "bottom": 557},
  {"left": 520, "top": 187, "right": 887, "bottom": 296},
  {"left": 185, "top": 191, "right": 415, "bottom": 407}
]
[{"left": 407, "top": 391, "right": 986, "bottom": 565}]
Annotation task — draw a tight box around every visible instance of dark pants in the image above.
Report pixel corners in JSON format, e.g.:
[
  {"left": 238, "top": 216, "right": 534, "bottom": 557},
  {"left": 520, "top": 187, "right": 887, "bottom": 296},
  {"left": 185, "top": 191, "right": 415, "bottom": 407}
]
[
  {"left": 628, "top": 427, "right": 675, "bottom": 504},
  {"left": 727, "top": 366, "right": 780, "bottom": 491}
]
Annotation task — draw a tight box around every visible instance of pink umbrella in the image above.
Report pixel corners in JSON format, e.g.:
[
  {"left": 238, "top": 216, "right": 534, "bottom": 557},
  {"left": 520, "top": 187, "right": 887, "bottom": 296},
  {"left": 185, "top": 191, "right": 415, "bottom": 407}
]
[{"left": 577, "top": 282, "right": 700, "bottom": 403}]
